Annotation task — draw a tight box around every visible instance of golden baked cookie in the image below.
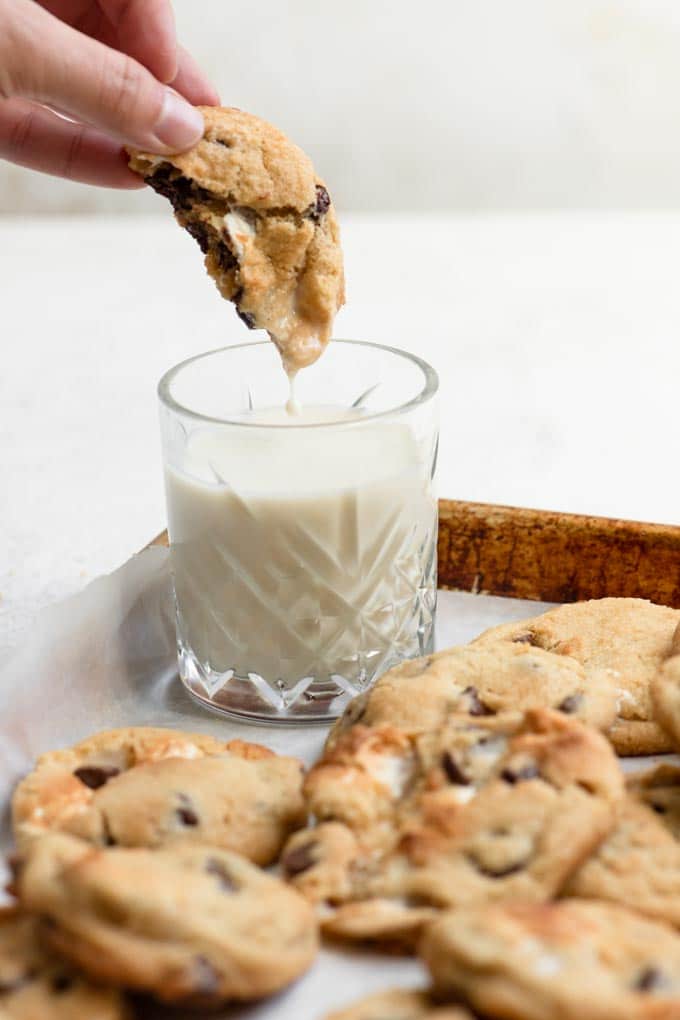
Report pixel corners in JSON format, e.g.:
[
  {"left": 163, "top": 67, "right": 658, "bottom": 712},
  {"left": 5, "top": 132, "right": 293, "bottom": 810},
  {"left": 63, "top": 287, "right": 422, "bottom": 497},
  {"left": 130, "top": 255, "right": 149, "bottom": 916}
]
[
  {"left": 282, "top": 709, "right": 623, "bottom": 943},
  {"left": 12, "top": 727, "right": 305, "bottom": 865},
  {"left": 15, "top": 834, "right": 318, "bottom": 1006},
  {"left": 473, "top": 597, "right": 680, "bottom": 754},
  {"left": 128, "top": 106, "right": 345, "bottom": 374},
  {"left": 0, "top": 907, "right": 128, "bottom": 1020},
  {"left": 565, "top": 765, "right": 680, "bottom": 927},
  {"left": 328, "top": 641, "right": 618, "bottom": 749},
  {"left": 420, "top": 900, "right": 680, "bottom": 1020},
  {"left": 651, "top": 625, "right": 680, "bottom": 748}
]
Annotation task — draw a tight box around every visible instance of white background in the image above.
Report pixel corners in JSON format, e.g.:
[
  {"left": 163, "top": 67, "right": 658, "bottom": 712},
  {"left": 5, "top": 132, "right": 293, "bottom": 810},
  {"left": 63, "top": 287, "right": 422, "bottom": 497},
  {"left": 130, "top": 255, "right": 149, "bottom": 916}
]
[{"left": 5, "top": 0, "right": 680, "bottom": 213}]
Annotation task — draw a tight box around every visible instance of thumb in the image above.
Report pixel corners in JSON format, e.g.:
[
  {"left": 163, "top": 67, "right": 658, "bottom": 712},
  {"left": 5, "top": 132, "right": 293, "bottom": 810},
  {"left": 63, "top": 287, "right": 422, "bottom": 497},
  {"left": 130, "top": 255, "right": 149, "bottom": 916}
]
[{"left": 0, "top": 0, "right": 204, "bottom": 153}]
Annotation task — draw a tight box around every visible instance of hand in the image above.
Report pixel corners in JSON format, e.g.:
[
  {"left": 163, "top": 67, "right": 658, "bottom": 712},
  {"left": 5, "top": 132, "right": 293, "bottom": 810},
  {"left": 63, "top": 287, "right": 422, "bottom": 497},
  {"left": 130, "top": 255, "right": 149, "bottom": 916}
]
[{"left": 0, "top": 0, "right": 219, "bottom": 188}]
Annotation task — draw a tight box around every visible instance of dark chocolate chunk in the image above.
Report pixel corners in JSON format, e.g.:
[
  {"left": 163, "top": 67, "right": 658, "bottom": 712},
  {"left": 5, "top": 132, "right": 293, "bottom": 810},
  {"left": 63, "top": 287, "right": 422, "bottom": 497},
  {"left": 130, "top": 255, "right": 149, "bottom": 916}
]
[
  {"left": 466, "top": 851, "right": 528, "bottom": 879},
  {"left": 216, "top": 241, "right": 237, "bottom": 272},
  {"left": 462, "top": 686, "right": 494, "bottom": 717},
  {"left": 441, "top": 751, "right": 470, "bottom": 786},
  {"left": 205, "top": 858, "right": 237, "bottom": 891},
  {"left": 557, "top": 693, "right": 583, "bottom": 714},
  {"left": 501, "top": 763, "right": 540, "bottom": 784},
  {"left": 73, "top": 766, "right": 120, "bottom": 790},
  {"left": 186, "top": 220, "right": 211, "bottom": 253},
  {"left": 176, "top": 794, "right": 199, "bottom": 827},
  {"left": 101, "top": 814, "right": 117, "bottom": 847},
  {"left": 282, "top": 840, "right": 317, "bottom": 877},
  {"left": 635, "top": 966, "right": 667, "bottom": 992},
  {"left": 146, "top": 167, "right": 194, "bottom": 212},
  {"left": 314, "top": 184, "right": 331, "bottom": 218},
  {"left": 236, "top": 307, "right": 257, "bottom": 329},
  {"left": 51, "top": 973, "right": 74, "bottom": 993}
]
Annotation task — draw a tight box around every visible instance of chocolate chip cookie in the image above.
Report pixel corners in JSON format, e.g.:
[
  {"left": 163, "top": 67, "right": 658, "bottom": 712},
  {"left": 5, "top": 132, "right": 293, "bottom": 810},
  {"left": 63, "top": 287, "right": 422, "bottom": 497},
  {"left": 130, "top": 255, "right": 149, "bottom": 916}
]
[
  {"left": 282, "top": 709, "right": 623, "bottom": 942},
  {"left": 15, "top": 834, "right": 318, "bottom": 1006},
  {"left": 328, "top": 641, "right": 618, "bottom": 750},
  {"left": 0, "top": 907, "right": 128, "bottom": 1020},
  {"left": 325, "top": 988, "right": 471, "bottom": 1020},
  {"left": 128, "top": 106, "right": 345, "bottom": 374},
  {"left": 420, "top": 900, "right": 680, "bottom": 1020},
  {"left": 651, "top": 627, "right": 680, "bottom": 748},
  {"left": 473, "top": 597, "right": 680, "bottom": 754},
  {"left": 12, "top": 727, "right": 305, "bottom": 865},
  {"left": 565, "top": 765, "right": 680, "bottom": 926}
]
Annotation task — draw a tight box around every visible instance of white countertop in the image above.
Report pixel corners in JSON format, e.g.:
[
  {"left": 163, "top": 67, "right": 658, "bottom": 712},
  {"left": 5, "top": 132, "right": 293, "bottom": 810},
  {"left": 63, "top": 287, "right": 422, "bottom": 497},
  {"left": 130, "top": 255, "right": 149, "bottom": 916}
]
[{"left": 2, "top": 211, "right": 679, "bottom": 647}]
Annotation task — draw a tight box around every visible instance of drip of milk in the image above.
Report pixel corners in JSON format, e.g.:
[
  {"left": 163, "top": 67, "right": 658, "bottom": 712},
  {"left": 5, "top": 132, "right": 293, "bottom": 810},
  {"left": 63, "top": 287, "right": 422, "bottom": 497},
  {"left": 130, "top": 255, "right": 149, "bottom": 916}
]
[{"left": 285, "top": 373, "right": 301, "bottom": 417}]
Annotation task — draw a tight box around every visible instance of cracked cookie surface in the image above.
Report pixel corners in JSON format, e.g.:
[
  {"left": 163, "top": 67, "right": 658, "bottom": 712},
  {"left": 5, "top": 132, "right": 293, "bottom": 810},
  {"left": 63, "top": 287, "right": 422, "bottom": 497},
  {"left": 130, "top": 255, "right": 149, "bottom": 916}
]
[
  {"left": 0, "top": 907, "right": 128, "bottom": 1020},
  {"left": 15, "top": 834, "right": 318, "bottom": 1006},
  {"left": 473, "top": 598, "right": 680, "bottom": 754},
  {"left": 12, "top": 726, "right": 305, "bottom": 865},
  {"left": 282, "top": 709, "right": 623, "bottom": 942},
  {"left": 419, "top": 900, "right": 680, "bottom": 1020},
  {"left": 128, "top": 106, "right": 344, "bottom": 373},
  {"left": 328, "top": 641, "right": 618, "bottom": 749}
]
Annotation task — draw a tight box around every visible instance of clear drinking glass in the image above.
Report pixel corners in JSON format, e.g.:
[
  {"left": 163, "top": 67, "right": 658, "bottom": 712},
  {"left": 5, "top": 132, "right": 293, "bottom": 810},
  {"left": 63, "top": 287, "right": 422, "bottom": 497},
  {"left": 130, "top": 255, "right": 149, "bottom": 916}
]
[{"left": 159, "top": 340, "right": 439, "bottom": 723}]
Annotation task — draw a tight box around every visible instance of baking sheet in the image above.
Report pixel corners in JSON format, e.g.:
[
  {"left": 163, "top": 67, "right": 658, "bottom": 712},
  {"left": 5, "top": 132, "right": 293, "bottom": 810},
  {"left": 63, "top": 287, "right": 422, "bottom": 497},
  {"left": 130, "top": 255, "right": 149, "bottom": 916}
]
[{"left": 0, "top": 548, "right": 668, "bottom": 1019}]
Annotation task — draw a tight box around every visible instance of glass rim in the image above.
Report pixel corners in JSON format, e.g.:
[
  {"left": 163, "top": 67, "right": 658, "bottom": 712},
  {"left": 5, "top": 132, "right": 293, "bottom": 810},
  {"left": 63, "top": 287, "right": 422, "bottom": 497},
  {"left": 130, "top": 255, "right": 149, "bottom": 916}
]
[{"left": 157, "top": 339, "right": 439, "bottom": 430}]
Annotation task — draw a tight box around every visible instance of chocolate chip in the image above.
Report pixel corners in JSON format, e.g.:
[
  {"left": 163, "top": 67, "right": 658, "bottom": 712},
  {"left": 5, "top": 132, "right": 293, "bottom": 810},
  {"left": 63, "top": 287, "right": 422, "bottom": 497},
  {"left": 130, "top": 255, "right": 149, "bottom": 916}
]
[
  {"left": 101, "top": 815, "right": 117, "bottom": 847},
  {"left": 205, "top": 858, "right": 237, "bottom": 891},
  {"left": 462, "top": 686, "right": 494, "bottom": 717},
  {"left": 635, "top": 966, "right": 667, "bottom": 992},
  {"left": 236, "top": 307, "right": 257, "bottom": 329},
  {"left": 466, "top": 850, "right": 528, "bottom": 879},
  {"left": 176, "top": 794, "right": 199, "bottom": 827},
  {"left": 512, "top": 632, "right": 535, "bottom": 645},
  {"left": 51, "top": 973, "right": 74, "bottom": 994},
  {"left": 478, "top": 859, "right": 526, "bottom": 878},
  {"left": 216, "top": 242, "right": 237, "bottom": 272},
  {"left": 651, "top": 802, "right": 668, "bottom": 815},
  {"left": 558, "top": 693, "right": 583, "bottom": 714},
  {"left": 309, "top": 184, "right": 331, "bottom": 222},
  {"left": 501, "top": 763, "right": 540, "bottom": 784},
  {"left": 186, "top": 220, "right": 211, "bottom": 253},
  {"left": 441, "top": 751, "right": 470, "bottom": 785},
  {"left": 146, "top": 167, "right": 194, "bottom": 212},
  {"left": 73, "top": 766, "right": 120, "bottom": 790},
  {"left": 191, "top": 955, "right": 220, "bottom": 997},
  {"left": 282, "top": 840, "right": 317, "bottom": 877}
]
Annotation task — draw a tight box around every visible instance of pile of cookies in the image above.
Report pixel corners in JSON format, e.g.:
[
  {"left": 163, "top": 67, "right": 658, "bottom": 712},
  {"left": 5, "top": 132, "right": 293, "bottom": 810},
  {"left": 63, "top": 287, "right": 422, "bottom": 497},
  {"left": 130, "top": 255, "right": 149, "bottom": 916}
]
[{"left": 2, "top": 597, "right": 680, "bottom": 1018}]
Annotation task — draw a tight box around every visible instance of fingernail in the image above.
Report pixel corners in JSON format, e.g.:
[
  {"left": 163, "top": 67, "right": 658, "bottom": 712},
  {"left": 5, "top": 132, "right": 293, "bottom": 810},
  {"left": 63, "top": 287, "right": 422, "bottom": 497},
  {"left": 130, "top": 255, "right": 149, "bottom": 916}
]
[{"left": 154, "top": 91, "right": 204, "bottom": 151}]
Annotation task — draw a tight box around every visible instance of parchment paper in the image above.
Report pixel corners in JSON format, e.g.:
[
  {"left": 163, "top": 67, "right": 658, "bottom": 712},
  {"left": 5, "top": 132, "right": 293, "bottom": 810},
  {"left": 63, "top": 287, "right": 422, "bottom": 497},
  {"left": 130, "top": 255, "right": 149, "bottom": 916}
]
[{"left": 0, "top": 550, "right": 654, "bottom": 1019}]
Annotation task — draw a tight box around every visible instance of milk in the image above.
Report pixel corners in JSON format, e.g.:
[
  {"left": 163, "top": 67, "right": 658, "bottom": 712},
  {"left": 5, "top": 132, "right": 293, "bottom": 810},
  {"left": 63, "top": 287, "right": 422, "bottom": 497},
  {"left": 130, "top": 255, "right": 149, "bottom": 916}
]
[{"left": 165, "top": 406, "right": 437, "bottom": 706}]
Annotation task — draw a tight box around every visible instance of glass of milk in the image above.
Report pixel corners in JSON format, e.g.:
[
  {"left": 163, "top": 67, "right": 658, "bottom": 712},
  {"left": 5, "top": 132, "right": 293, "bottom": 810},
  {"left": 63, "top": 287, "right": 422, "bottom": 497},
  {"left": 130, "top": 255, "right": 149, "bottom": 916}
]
[{"left": 158, "top": 340, "right": 439, "bottom": 722}]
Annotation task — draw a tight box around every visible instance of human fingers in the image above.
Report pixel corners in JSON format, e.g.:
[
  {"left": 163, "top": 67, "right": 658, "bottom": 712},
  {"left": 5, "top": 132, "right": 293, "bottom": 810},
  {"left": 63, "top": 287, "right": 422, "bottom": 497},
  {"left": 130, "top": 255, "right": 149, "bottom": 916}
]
[
  {"left": 97, "top": 0, "right": 178, "bottom": 83},
  {"left": 0, "top": 97, "right": 144, "bottom": 187},
  {"left": 169, "top": 44, "right": 220, "bottom": 106},
  {"left": 0, "top": 0, "right": 203, "bottom": 152}
]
